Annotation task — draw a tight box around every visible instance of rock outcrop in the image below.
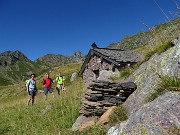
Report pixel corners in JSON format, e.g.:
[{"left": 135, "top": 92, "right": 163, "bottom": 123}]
[
  {"left": 124, "top": 37, "right": 180, "bottom": 115},
  {"left": 107, "top": 38, "right": 180, "bottom": 135},
  {"left": 107, "top": 92, "right": 180, "bottom": 135}
]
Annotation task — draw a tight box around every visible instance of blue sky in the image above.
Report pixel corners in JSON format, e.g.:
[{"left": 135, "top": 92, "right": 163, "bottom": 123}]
[{"left": 0, "top": 0, "right": 179, "bottom": 60}]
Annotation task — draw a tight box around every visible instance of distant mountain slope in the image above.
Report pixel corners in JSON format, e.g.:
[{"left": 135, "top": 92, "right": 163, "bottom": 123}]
[
  {"left": 0, "top": 50, "right": 43, "bottom": 85},
  {"left": 34, "top": 51, "right": 84, "bottom": 68},
  {"left": 107, "top": 18, "right": 180, "bottom": 50},
  {"left": 0, "top": 50, "right": 84, "bottom": 86}
]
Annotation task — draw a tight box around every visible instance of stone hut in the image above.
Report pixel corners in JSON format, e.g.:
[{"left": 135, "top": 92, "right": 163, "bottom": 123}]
[{"left": 79, "top": 43, "right": 141, "bottom": 84}]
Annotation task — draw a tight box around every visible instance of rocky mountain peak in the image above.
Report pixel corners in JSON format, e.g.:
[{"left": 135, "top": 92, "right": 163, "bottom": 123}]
[
  {"left": 73, "top": 51, "right": 83, "bottom": 57},
  {"left": 0, "top": 50, "right": 30, "bottom": 66}
]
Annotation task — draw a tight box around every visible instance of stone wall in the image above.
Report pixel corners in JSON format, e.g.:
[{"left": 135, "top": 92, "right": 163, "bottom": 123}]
[
  {"left": 72, "top": 80, "right": 137, "bottom": 131},
  {"left": 83, "top": 55, "right": 119, "bottom": 84},
  {"left": 80, "top": 80, "right": 137, "bottom": 117}
]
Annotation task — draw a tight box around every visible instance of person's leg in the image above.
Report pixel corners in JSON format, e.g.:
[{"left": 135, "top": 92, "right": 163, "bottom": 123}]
[
  {"left": 44, "top": 87, "right": 48, "bottom": 100},
  {"left": 45, "top": 94, "right": 47, "bottom": 100},
  {"left": 56, "top": 86, "right": 60, "bottom": 95},
  {"left": 32, "top": 96, "right": 34, "bottom": 105},
  {"left": 27, "top": 91, "right": 32, "bottom": 106},
  {"left": 32, "top": 91, "right": 36, "bottom": 105},
  {"left": 27, "top": 97, "right": 31, "bottom": 106},
  {"left": 49, "top": 88, "right": 54, "bottom": 98},
  {"left": 52, "top": 92, "right": 55, "bottom": 98}
]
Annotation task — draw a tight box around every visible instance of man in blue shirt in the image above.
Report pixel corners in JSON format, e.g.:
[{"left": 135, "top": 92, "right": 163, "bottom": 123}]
[{"left": 26, "top": 73, "right": 37, "bottom": 105}]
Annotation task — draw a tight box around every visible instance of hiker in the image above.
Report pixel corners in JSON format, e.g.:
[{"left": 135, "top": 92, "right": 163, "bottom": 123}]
[
  {"left": 26, "top": 73, "right": 37, "bottom": 105},
  {"left": 55, "top": 72, "right": 65, "bottom": 95},
  {"left": 42, "top": 73, "right": 54, "bottom": 100}
]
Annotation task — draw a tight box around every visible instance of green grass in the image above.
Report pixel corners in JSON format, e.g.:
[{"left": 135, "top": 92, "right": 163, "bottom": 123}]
[
  {"left": 0, "top": 76, "right": 13, "bottom": 86},
  {"left": 146, "top": 76, "right": 180, "bottom": 102},
  {"left": 144, "top": 41, "right": 174, "bottom": 61},
  {"left": 119, "top": 68, "right": 132, "bottom": 80},
  {"left": 0, "top": 78, "right": 83, "bottom": 135},
  {"left": 79, "top": 124, "right": 107, "bottom": 135},
  {"left": 109, "top": 105, "right": 128, "bottom": 126},
  {"left": 0, "top": 62, "right": 109, "bottom": 135}
]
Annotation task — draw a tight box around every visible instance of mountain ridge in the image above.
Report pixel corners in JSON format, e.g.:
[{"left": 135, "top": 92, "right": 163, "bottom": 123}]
[{"left": 0, "top": 50, "right": 84, "bottom": 86}]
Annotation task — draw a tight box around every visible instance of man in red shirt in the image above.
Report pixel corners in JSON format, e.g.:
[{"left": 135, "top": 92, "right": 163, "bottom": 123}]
[{"left": 42, "top": 73, "right": 54, "bottom": 100}]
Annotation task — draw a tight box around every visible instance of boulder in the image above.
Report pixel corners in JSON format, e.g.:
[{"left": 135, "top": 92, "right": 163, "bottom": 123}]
[
  {"left": 107, "top": 92, "right": 180, "bottom": 135},
  {"left": 98, "top": 106, "right": 117, "bottom": 125},
  {"left": 79, "top": 120, "right": 96, "bottom": 131},
  {"left": 70, "top": 72, "right": 78, "bottom": 82},
  {"left": 72, "top": 115, "right": 98, "bottom": 131}
]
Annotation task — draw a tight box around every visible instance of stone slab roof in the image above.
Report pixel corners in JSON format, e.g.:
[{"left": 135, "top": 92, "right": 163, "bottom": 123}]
[{"left": 94, "top": 48, "right": 140, "bottom": 63}]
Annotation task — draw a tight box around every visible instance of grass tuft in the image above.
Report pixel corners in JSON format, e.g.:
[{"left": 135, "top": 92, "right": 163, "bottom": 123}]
[
  {"left": 120, "top": 69, "right": 132, "bottom": 80},
  {"left": 146, "top": 76, "right": 180, "bottom": 102},
  {"left": 109, "top": 105, "right": 128, "bottom": 126},
  {"left": 79, "top": 124, "right": 107, "bottom": 135}
]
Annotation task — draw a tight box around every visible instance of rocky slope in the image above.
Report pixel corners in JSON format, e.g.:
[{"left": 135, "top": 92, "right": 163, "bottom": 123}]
[
  {"left": 0, "top": 50, "right": 38, "bottom": 85},
  {"left": 107, "top": 37, "right": 180, "bottom": 135}
]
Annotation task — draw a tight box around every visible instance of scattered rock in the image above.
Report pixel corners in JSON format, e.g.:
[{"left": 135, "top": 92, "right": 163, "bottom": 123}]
[
  {"left": 70, "top": 72, "right": 78, "bottom": 82},
  {"left": 41, "top": 105, "right": 52, "bottom": 115}
]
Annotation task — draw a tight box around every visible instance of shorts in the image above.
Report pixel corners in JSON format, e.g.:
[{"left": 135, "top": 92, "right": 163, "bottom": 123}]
[
  {"left": 44, "top": 87, "right": 53, "bottom": 95},
  {"left": 56, "top": 85, "right": 63, "bottom": 91},
  {"left": 28, "top": 90, "right": 36, "bottom": 97}
]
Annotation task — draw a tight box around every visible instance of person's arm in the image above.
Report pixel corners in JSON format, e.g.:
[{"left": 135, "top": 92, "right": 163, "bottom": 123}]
[
  {"left": 41, "top": 78, "right": 44, "bottom": 84},
  {"left": 26, "top": 81, "right": 30, "bottom": 93},
  {"left": 42, "top": 78, "right": 46, "bottom": 86},
  {"left": 35, "top": 80, "right": 37, "bottom": 91},
  {"left": 62, "top": 81, "right": 65, "bottom": 88},
  {"left": 62, "top": 77, "right": 65, "bottom": 89}
]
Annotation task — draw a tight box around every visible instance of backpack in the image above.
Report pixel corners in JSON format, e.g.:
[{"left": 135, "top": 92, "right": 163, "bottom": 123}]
[{"left": 56, "top": 76, "right": 64, "bottom": 85}]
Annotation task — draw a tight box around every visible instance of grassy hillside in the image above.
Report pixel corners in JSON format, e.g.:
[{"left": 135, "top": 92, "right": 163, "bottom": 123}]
[
  {"left": 0, "top": 63, "right": 86, "bottom": 135},
  {"left": 107, "top": 18, "right": 180, "bottom": 50},
  {"left": 0, "top": 80, "right": 83, "bottom": 135}
]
